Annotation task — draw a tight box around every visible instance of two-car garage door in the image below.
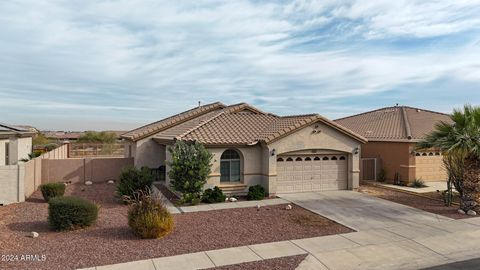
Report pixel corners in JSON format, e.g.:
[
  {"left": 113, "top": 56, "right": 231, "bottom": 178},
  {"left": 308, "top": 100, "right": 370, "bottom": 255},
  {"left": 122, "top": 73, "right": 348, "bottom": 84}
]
[{"left": 276, "top": 154, "right": 348, "bottom": 193}]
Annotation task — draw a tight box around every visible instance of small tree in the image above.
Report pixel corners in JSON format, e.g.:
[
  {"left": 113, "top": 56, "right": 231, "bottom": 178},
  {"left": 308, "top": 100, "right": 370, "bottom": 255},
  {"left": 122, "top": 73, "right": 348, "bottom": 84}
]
[{"left": 167, "top": 141, "right": 213, "bottom": 204}]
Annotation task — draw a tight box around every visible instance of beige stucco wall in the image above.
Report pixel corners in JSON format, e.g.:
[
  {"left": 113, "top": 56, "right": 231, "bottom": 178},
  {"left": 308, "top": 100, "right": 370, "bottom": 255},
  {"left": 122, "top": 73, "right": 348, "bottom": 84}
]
[
  {"left": 361, "top": 142, "right": 414, "bottom": 183},
  {"left": 362, "top": 142, "right": 447, "bottom": 183},
  {"left": 414, "top": 154, "right": 447, "bottom": 182},
  {"left": 7, "top": 137, "right": 32, "bottom": 165},
  {"left": 41, "top": 157, "right": 134, "bottom": 183},
  {"left": 205, "top": 146, "right": 264, "bottom": 191},
  {"left": 0, "top": 164, "right": 25, "bottom": 205},
  {"left": 267, "top": 121, "right": 362, "bottom": 194},
  {"left": 0, "top": 139, "right": 6, "bottom": 165},
  {"left": 125, "top": 136, "right": 166, "bottom": 169}
]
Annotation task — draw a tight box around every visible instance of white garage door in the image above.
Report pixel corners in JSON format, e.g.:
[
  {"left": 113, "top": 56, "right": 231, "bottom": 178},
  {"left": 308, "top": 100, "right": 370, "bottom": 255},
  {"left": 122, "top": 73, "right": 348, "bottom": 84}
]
[{"left": 276, "top": 154, "right": 348, "bottom": 193}]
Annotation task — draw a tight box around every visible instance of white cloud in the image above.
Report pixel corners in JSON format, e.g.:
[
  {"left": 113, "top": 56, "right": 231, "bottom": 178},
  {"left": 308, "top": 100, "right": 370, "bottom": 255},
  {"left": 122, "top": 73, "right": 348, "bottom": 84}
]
[{"left": 0, "top": 0, "right": 479, "bottom": 129}]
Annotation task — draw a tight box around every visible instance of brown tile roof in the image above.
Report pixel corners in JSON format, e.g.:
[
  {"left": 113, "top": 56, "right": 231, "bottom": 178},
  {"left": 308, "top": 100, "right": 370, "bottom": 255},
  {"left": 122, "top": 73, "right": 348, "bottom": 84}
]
[
  {"left": 133, "top": 102, "right": 365, "bottom": 145},
  {"left": 335, "top": 106, "right": 452, "bottom": 142},
  {"left": 121, "top": 102, "right": 226, "bottom": 141}
]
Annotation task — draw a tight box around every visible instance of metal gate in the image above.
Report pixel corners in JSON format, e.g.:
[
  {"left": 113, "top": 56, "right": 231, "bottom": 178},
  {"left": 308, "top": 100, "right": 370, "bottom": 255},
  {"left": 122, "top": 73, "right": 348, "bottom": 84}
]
[{"left": 361, "top": 158, "right": 377, "bottom": 181}]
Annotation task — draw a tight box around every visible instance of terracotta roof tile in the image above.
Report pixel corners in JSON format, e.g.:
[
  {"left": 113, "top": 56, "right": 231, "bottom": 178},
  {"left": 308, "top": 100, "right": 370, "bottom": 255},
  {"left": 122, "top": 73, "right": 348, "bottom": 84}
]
[
  {"left": 124, "top": 102, "right": 367, "bottom": 145},
  {"left": 335, "top": 106, "right": 452, "bottom": 142}
]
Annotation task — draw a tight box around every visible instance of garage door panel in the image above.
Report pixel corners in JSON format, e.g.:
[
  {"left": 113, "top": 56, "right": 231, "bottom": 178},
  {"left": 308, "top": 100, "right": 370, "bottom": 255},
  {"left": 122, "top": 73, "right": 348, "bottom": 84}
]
[{"left": 277, "top": 154, "right": 348, "bottom": 194}]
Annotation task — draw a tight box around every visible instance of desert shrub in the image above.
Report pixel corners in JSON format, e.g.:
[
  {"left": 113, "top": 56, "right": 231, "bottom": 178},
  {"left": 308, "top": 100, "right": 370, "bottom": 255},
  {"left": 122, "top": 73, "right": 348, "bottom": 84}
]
[
  {"left": 128, "top": 190, "right": 173, "bottom": 239},
  {"left": 377, "top": 168, "right": 387, "bottom": 182},
  {"left": 40, "top": 183, "right": 66, "bottom": 202},
  {"left": 411, "top": 178, "right": 426, "bottom": 188},
  {"left": 202, "top": 186, "right": 226, "bottom": 203},
  {"left": 117, "top": 166, "right": 154, "bottom": 201},
  {"left": 48, "top": 196, "right": 99, "bottom": 231},
  {"left": 167, "top": 141, "right": 213, "bottom": 205},
  {"left": 247, "top": 185, "right": 266, "bottom": 200}
]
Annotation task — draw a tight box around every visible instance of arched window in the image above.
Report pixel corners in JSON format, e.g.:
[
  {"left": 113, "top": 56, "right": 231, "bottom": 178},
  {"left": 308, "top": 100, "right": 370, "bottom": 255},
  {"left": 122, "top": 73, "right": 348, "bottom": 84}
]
[
  {"left": 305, "top": 157, "right": 312, "bottom": 161},
  {"left": 286, "top": 157, "right": 293, "bottom": 162},
  {"left": 422, "top": 153, "right": 427, "bottom": 156},
  {"left": 435, "top": 152, "right": 441, "bottom": 156},
  {"left": 322, "top": 156, "right": 329, "bottom": 160},
  {"left": 295, "top": 157, "right": 302, "bottom": 161},
  {"left": 331, "top": 156, "right": 338, "bottom": 160},
  {"left": 428, "top": 152, "right": 434, "bottom": 156},
  {"left": 277, "top": 157, "right": 284, "bottom": 162},
  {"left": 415, "top": 153, "right": 421, "bottom": 156},
  {"left": 339, "top": 156, "right": 346, "bottom": 160},
  {"left": 220, "top": 149, "right": 241, "bottom": 182},
  {"left": 314, "top": 157, "right": 320, "bottom": 161}
]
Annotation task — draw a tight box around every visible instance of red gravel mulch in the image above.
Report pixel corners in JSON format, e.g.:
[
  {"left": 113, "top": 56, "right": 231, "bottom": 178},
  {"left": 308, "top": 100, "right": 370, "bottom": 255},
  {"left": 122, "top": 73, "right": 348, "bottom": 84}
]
[
  {"left": 0, "top": 183, "right": 351, "bottom": 270},
  {"left": 358, "top": 183, "right": 469, "bottom": 219},
  {"left": 207, "top": 254, "right": 308, "bottom": 270}
]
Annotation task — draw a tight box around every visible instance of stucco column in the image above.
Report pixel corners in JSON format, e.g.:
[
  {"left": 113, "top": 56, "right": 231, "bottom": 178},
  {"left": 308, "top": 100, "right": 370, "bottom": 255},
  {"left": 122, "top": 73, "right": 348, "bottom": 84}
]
[
  {"left": 262, "top": 145, "right": 278, "bottom": 195},
  {"left": 165, "top": 147, "right": 172, "bottom": 186},
  {"left": 349, "top": 145, "right": 361, "bottom": 189}
]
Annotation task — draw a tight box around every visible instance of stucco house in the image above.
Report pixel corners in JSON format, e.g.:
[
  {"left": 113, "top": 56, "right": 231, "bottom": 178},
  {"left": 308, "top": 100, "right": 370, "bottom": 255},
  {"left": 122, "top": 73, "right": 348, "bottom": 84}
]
[
  {"left": 0, "top": 123, "right": 35, "bottom": 166},
  {"left": 122, "top": 102, "right": 366, "bottom": 195},
  {"left": 335, "top": 106, "right": 452, "bottom": 184}
]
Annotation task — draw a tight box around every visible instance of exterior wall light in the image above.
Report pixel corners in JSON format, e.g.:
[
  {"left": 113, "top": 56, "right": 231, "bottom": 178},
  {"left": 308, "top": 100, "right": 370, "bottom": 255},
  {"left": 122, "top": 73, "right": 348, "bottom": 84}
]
[
  {"left": 271, "top": 149, "right": 276, "bottom": 156},
  {"left": 353, "top": 147, "right": 359, "bottom": 155}
]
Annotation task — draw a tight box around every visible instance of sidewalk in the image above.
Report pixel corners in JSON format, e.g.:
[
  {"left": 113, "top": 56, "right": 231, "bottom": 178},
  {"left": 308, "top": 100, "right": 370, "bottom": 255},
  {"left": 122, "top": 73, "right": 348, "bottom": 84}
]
[{"left": 78, "top": 217, "right": 480, "bottom": 270}]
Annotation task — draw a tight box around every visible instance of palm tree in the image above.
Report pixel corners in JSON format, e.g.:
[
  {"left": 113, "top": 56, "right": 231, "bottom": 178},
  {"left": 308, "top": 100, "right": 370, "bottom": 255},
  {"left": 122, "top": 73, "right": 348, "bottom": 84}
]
[{"left": 417, "top": 105, "right": 480, "bottom": 212}]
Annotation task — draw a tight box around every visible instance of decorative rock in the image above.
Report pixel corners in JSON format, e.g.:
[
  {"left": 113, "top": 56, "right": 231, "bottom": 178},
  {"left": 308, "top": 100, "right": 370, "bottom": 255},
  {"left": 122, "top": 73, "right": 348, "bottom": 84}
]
[
  {"left": 285, "top": 204, "right": 292, "bottom": 210},
  {"left": 225, "top": 197, "right": 229, "bottom": 202},
  {"left": 107, "top": 180, "right": 114, "bottom": 184},
  {"left": 458, "top": 209, "right": 466, "bottom": 215},
  {"left": 229, "top": 197, "right": 237, "bottom": 202},
  {"left": 85, "top": 181, "right": 93, "bottom": 185},
  {"left": 467, "top": 210, "right": 477, "bottom": 216},
  {"left": 256, "top": 204, "right": 261, "bottom": 210},
  {"left": 30, "top": 232, "right": 39, "bottom": 238}
]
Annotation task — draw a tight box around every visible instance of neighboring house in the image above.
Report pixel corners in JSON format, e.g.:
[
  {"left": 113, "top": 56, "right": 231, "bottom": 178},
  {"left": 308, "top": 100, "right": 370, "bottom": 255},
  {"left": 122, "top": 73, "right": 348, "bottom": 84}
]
[
  {"left": 0, "top": 123, "right": 35, "bottom": 165},
  {"left": 44, "top": 130, "right": 127, "bottom": 142},
  {"left": 122, "top": 102, "right": 366, "bottom": 195},
  {"left": 335, "top": 106, "right": 452, "bottom": 184}
]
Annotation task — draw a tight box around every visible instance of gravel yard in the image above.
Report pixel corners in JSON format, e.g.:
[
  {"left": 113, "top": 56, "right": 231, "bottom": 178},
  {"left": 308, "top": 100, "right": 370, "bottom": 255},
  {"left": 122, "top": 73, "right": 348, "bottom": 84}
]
[
  {"left": 207, "top": 254, "right": 307, "bottom": 270},
  {"left": 0, "top": 183, "right": 351, "bottom": 270},
  {"left": 358, "top": 183, "right": 468, "bottom": 219}
]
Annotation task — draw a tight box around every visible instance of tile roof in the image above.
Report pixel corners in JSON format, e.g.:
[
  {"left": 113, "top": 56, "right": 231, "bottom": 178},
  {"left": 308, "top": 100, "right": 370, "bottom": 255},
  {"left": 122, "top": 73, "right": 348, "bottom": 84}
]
[
  {"left": 121, "top": 102, "right": 226, "bottom": 141},
  {"left": 121, "top": 102, "right": 367, "bottom": 145},
  {"left": 335, "top": 106, "right": 453, "bottom": 142},
  {"left": 0, "top": 123, "right": 36, "bottom": 138}
]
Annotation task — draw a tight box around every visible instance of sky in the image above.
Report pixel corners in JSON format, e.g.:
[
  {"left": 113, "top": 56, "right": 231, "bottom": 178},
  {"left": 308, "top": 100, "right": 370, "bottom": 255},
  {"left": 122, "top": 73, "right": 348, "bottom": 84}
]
[{"left": 1, "top": 0, "right": 480, "bottom": 131}]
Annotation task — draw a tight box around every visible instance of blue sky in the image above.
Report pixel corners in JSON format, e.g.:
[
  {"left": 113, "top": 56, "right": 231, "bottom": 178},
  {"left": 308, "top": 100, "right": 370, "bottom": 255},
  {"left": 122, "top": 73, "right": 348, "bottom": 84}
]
[{"left": 1, "top": 0, "right": 480, "bottom": 131}]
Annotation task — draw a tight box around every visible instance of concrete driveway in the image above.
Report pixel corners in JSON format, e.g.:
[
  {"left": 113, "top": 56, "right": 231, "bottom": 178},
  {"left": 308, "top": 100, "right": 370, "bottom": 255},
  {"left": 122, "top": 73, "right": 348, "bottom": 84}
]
[{"left": 278, "top": 190, "right": 451, "bottom": 231}]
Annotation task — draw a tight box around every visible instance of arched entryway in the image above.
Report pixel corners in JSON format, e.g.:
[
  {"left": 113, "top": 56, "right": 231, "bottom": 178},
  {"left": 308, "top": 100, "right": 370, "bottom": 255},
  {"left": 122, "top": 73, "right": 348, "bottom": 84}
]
[{"left": 220, "top": 149, "right": 241, "bottom": 182}]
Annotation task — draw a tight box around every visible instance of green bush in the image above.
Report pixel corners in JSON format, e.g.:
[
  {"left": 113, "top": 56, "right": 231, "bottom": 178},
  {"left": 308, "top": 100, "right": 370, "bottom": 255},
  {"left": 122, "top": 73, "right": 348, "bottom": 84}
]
[
  {"left": 128, "top": 190, "right": 174, "bottom": 239},
  {"left": 117, "top": 166, "right": 154, "bottom": 202},
  {"left": 48, "top": 196, "right": 99, "bottom": 231},
  {"left": 202, "top": 186, "right": 226, "bottom": 203},
  {"left": 167, "top": 141, "right": 213, "bottom": 204},
  {"left": 410, "top": 178, "right": 426, "bottom": 188},
  {"left": 247, "top": 185, "right": 266, "bottom": 200},
  {"left": 40, "top": 183, "right": 66, "bottom": 202}
]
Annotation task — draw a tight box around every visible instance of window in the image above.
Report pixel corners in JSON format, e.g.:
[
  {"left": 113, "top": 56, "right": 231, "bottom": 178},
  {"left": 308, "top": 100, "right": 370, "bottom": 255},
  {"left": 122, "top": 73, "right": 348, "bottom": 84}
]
[
  {"left": 340, "top": 156, "right": 346, "bottom": 160},
  {"left": 415, "top": 153, "right": 421, "bottom": 156},
  {"left": 322, "top": 156, "right": 329, "bottom": 160},
  {"left": 305, "top": 157, "right": 312, "bottom": 161},
  {"left": 314, "top": 157, "right": 320, "bottom": 161},
  {"left": 5, "top": 142, "right": 9, "bottom": 165},
  {"left": 295, "top": 157, "right": 302, "bottom": 161},
  {"left": 220, "top": 149, "right": 241, "bottom": 182},
  {"left": 286, "top": 157, "right": 293, "bottom": 161},
  {"left": 331, "top": 156, "right": 338, "bottom": 160},
  {"left": 428, "top": 152, "right": 434, "bottom": 156},
  {"left": 435, "top": 152, "right": 441, "bottom": 156},
  {"left": 277, "top": 157, "right": 284, "bottom": 162},
  {"left": 422, "top": 153, "right": 427, "bottom": 156}
]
